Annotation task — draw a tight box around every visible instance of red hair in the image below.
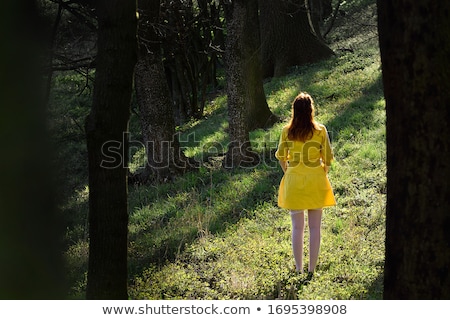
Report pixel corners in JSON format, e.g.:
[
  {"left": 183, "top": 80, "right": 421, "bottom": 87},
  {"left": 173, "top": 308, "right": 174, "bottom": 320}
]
[{"left": 287, "top": 92, "right": 320, "bottom": 142}]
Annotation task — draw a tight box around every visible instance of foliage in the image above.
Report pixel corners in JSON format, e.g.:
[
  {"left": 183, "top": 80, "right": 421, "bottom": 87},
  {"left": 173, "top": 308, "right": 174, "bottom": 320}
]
[{"left": 55, "top": 0, "right": 384, "bottom": 300}]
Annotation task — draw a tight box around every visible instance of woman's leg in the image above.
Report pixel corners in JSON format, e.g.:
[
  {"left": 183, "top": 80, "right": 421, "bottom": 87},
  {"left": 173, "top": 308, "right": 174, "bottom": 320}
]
[
  {"left": 290, "top": 210, "right": 305, "bottom": 272},
  {"left": 307, "top": 209, "right": 323, "bottom": 272}
]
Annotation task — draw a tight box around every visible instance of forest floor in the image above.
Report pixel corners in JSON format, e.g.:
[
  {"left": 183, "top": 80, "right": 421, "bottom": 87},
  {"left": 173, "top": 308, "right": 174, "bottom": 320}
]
[{"left": 57, "top": 0, "right": 385, "bottom": 299}]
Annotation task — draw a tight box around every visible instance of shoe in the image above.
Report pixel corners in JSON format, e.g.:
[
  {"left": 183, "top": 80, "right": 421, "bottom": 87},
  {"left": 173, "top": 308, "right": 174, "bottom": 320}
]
[{"left": 300, "top": 271, "right": 314, "bottom": 285}]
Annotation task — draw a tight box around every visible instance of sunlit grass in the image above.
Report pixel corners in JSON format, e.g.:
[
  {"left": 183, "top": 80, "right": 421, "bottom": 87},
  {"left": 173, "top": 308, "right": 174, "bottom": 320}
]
[
  {"left": 61, "top": 0, "right": 385, "bottom": 300},
  {"left": 127, "top": 43, "right": 385, "bottom": 299}
]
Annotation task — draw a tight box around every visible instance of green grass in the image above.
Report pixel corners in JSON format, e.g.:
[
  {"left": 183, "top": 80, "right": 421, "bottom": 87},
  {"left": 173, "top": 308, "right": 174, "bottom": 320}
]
[
  {"left": 58, "top": 0, "right": 385, "bottom": 300},
  {"left": 123, "top": 47, "right": 385, "bottom": 299}
]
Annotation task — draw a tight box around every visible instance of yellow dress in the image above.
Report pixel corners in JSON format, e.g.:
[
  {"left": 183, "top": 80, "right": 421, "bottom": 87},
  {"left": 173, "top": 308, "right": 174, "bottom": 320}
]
[{"left": 275, "top": 124, "right": 336, "bottom": 210}]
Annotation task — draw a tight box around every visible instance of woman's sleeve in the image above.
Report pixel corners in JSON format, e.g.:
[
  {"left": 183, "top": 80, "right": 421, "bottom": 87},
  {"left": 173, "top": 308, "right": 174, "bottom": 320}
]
[
  {"left": 275, "top": 128, "right": 288, "bottom": 161},
  {"left": 321, "top": 126, "right": 334, "bottom": 166}
]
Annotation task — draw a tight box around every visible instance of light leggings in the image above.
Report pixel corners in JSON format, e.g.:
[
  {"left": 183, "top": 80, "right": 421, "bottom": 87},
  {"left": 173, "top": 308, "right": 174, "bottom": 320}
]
[{"left": 290, "top": 209, "right": 323, "bottom": 272}]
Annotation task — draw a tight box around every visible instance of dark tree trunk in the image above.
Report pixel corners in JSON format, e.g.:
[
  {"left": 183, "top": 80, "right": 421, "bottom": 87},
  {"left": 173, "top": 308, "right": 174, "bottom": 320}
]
[
  {"left": 85, "top": 0, "right": 137, "bottom": 299},
  {"left": 241, "top": 0, "right": 278, "bottom": 131},
  {"left": 259, "top": 0, "right": 334, "bottom": 78},
  {"left": 0, "top": 0, "right": 65, "bottom": 299},
  {"left": 161, "top": 0, "right": 221, "bottom": 123},
  {"left": 134, "top": 0, "right": 195, "bottom": 184},
  {"left": 378, "top": 0, "right": 450, "bottom": 299},
  {"left": 305, "top": 0, "right": 327, "bottom": 42},
  {"left": 223, "top": 0, "right": 273, "bottom": 168},
  {"left": 321, "top": 0, "right": 333, "bottom": 18}
]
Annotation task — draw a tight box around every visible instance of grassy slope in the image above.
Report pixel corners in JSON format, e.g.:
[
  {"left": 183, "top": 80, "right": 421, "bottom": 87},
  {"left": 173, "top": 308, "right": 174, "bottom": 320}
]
[
  {"left": 62, "top": 0, "right": 385, "bottom": 299},
  {"left": 127, "top": 1, "right": 385, "bottom": 300}
]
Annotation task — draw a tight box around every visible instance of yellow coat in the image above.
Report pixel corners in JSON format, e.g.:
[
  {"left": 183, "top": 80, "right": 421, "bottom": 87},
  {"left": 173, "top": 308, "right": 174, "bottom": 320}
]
[{"left": 275, "top": 124, "right": 336, "bottom": 210}]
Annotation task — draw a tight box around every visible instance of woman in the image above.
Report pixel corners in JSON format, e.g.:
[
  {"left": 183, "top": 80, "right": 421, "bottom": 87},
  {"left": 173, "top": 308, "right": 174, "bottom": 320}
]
[{"left": 275, "top": 92, "right": 336, "bottom": 276}]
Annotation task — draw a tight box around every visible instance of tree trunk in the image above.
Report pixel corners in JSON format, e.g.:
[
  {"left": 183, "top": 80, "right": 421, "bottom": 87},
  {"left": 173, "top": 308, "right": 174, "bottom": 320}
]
[
  {"left": 305, "top": 0, "right": 326, "bottom": 42},
  {"left": 321, "top": 0, "right": 333, "bottom": 18},
  {"left": 0, "top": 0, "right": 65, "bottom": 299},
  {"left": 259, "top": 0, "right": 334, "bottom": 78},
  {"left": 134, "top": 0, "right": 195, "bottom": 184},
  {"left": 242, "top": 0, "right": 278, "bottom": 131},
  {"left": 378, "top": 0, "right": 450, "bottom": 299},
  {"left": 223, "top": 0, "right": 271, "bottom": 168},
  {"left": 85, "top": 0, "right": 137, "bottom": 299}
]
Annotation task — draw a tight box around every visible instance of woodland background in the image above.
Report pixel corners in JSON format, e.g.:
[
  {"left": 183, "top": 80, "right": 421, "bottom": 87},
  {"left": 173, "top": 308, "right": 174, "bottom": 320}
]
[{"left": 1, "top": 0, "right": 449, "bottom": 299}]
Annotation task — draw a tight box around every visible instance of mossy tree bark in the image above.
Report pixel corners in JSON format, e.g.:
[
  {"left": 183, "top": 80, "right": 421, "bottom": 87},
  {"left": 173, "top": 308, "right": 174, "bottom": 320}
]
[
  {"left": 85, "top": 0, "right": 137, "bottom": 299},
  {"left": 222, "top": 0, "right": 277, "bottom": 168},
  {"left": 134, "top": 0, "right": 194, "bottom": 184},
  {"left": 378, "top": 0, "right": 450, "bottom": 299}
]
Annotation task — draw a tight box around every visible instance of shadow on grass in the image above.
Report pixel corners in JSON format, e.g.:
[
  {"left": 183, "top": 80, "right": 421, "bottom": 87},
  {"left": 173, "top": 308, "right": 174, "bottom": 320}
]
[
  {"left": 364, "top": 268, "right": 384, "bottom": 299},
  {"left": 125, "top": 45, "right": 386, "bottom": 296},
  {"left": 127, "top": 161, "right": 283, "bottom": 280},
  {"left": 325, "top": 74, "right": 384, "bottom": 144},
  {"left": 126, "top": 75, "right": 386, "bottom": 297}
]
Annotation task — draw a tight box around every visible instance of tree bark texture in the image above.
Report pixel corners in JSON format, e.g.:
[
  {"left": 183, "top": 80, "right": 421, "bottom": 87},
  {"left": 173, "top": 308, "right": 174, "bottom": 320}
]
[
  {"left": 241, "top": 0, "right": 278, "bottom": 131},
  {"left": 259, "top": 0, "right": 334, "bottom": 78},
  {"left": 85, "top": 0, "right": 137, "bottom": 299},
  {"left": 305, "top": 0, "right": 329, "bottom": 42},
  {"left": 223, "top": 0, "right": 274, "bottom": 168},
  {"left": 135, "top": 0, "right": 193, "bottom": 183},
  {"left": 135, "top": 54, "right": 193, "bottom": 181},
  {"left": 378, "top": 0, "right": 450, "bottom": 299}
]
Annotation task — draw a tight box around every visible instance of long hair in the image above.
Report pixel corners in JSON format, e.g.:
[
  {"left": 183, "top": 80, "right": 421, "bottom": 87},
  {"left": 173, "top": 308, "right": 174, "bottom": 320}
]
[{"left": 287, "top": 92, "right": 320, "bottom": 142}]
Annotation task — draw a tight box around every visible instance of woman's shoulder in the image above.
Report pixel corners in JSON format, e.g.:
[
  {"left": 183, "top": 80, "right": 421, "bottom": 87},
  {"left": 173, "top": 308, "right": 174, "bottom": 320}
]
[
  {"left": 313, "top": 123, "right": 330, "bottom": 140},
  {"left": 280, "top": 124, "right": 290, "bottom": 134},
  {"left": 314, "top": 122, "right": 328, "bottom": 132}
]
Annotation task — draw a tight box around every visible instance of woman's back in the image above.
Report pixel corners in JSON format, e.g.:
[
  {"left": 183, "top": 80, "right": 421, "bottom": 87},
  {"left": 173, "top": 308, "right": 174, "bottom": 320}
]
[{"left": 276, "top": 123, "right": 332, "bottom": 171}]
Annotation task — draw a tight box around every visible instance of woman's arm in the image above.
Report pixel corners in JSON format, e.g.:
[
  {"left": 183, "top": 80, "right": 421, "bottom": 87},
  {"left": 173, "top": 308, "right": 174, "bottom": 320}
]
[
  {"left": 275, "top": 127, "right": 289, "bottom": 173},
  {"left": 279, "top": 160, "right": 287, "bottom": 173},
  {"left": 320, "top": 126, "right": 334, "bottom": 171}
]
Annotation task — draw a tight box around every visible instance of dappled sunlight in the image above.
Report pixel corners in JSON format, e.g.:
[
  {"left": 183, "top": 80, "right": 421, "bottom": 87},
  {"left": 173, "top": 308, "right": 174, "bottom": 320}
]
[
  {"left": 126, "top": 166, "right": 283, "bottom": 281},
  {"left": 126, "top": 14, "right": 386, "bottom": 298},
  {"left": 58, "top": 0, "right": 386, "bottom": 300}
]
